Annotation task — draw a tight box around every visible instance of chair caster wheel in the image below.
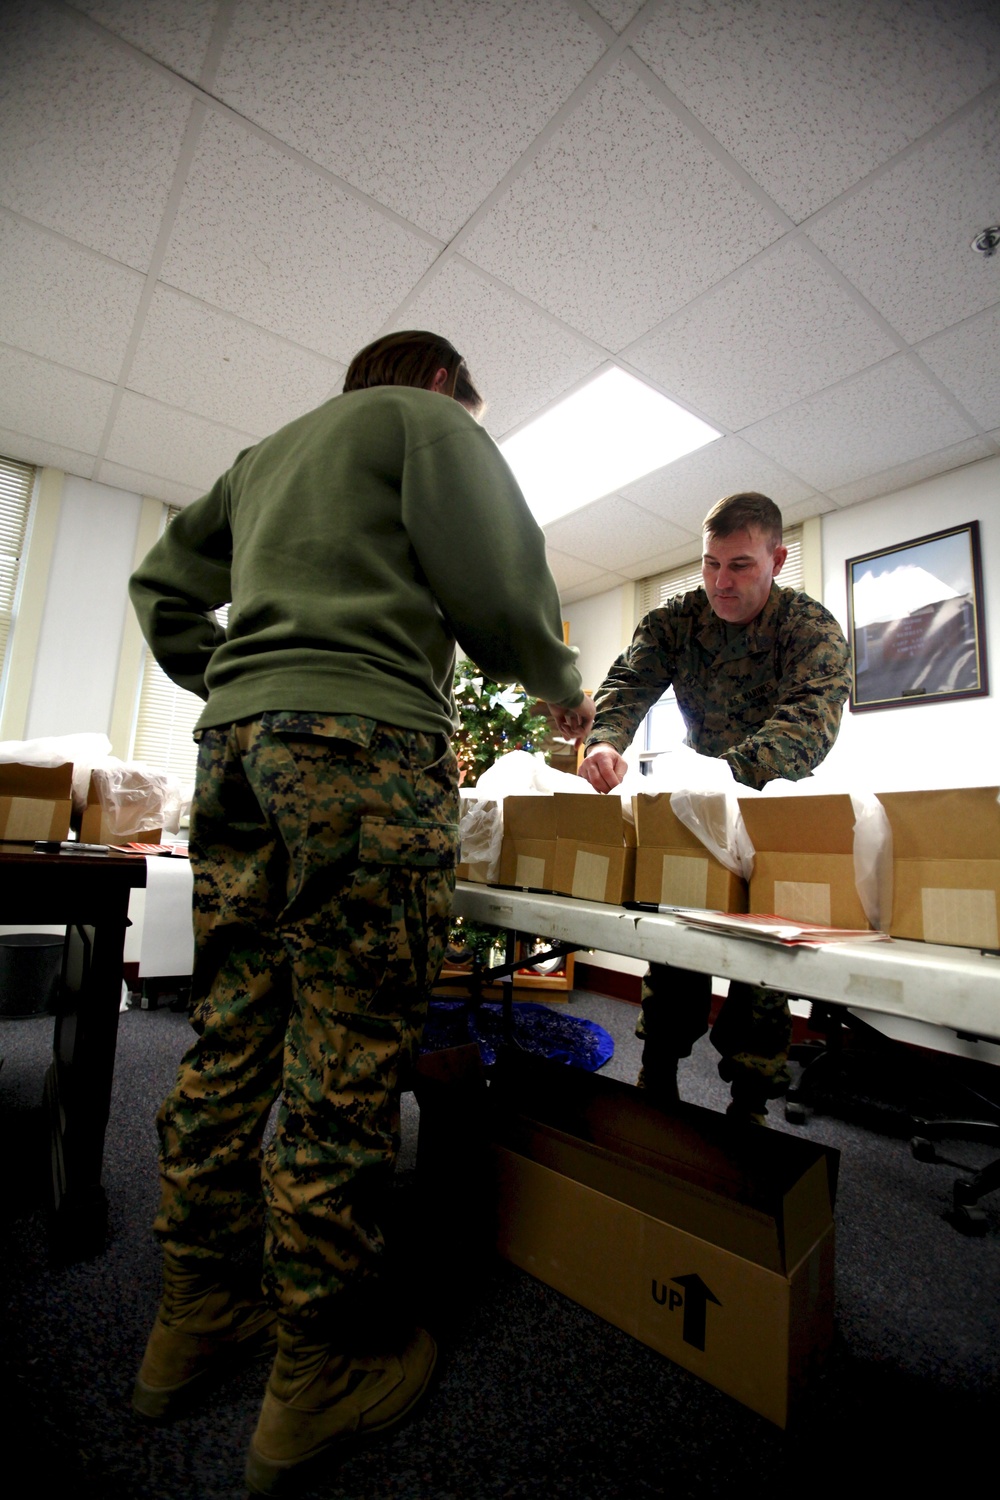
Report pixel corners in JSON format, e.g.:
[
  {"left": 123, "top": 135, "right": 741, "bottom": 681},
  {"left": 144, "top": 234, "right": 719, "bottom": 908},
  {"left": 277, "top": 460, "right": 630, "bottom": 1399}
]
[
  {"left": 910, "top": 1136, "right": 937, "bottom": 1163},
  {"left": 948, "top": 1203, "right": 988, "bottom": 1236},
  {"left": 784, "top": 1101, "right": 808, "bottom": 1125}
]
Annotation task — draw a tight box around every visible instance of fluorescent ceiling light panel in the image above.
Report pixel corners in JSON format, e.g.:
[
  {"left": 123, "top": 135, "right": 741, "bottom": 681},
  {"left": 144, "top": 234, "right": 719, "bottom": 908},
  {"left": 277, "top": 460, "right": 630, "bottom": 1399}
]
[{"left": 500, "top": 366, "right": 720, "bottom": 527}]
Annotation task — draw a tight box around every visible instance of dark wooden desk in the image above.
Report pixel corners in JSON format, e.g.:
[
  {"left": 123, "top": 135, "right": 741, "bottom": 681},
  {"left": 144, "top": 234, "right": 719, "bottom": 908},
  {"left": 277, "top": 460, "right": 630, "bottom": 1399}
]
[{"left": 0, "top": 843, "right": 148, "bottom": 1253}]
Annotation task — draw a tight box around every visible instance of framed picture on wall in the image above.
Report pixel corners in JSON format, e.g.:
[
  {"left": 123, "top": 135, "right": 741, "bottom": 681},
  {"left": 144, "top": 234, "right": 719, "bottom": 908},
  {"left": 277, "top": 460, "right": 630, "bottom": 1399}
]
[{"left": 846, "top": 520, "right": 988, "bottom": 712}]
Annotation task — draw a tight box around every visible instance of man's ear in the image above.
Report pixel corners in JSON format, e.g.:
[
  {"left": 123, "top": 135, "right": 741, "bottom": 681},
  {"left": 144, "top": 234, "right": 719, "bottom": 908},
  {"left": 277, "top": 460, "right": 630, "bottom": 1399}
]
[
  {"left": 428, "top": 367, "right": 450, "bottom": 394},
  {"left": 771, "top": 544, "right": 788, "bottom": 577}
]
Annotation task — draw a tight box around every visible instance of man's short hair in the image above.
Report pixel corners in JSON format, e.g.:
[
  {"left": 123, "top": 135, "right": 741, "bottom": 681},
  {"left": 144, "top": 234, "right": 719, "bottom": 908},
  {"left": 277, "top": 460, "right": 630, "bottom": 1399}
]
[
  {"left": 702, "top": 492, "right": 783, "bottom": 550},
  {"left": 343, "top": 330, "right": 485, "bottom": 416}
]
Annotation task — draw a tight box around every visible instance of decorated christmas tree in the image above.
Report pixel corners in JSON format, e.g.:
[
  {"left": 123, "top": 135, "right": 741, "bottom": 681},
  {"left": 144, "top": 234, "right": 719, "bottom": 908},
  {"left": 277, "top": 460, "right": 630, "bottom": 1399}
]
[
  {"left": 448, "top": 658, "right": 553, "bottom": 966},
  {"left": 451, "top": 657, "right": 552, "bottom": 786}
]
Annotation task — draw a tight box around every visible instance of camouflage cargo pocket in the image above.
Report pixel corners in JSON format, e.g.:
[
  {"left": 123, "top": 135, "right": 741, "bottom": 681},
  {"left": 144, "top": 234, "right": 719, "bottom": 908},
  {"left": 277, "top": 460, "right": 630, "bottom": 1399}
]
[{"left": 339, "top": 816, "right": 458, "bottom": 1015}]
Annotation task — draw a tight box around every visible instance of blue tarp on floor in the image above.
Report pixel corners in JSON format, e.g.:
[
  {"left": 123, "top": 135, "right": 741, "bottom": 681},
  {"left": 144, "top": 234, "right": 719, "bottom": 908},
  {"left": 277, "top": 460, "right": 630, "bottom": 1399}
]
[{"left": 422, "top": 999, "right": 614, "bottom": 1070}]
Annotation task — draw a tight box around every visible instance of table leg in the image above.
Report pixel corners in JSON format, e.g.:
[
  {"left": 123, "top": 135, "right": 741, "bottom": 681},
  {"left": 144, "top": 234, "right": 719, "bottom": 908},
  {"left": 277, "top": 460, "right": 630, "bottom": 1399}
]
[{"left": 44, "top": 910, "right": 128, "bottom": 1255}]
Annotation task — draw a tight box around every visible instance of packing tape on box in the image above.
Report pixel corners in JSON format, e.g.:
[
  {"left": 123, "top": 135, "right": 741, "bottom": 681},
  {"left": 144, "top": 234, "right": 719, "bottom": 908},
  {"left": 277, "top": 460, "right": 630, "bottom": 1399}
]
[
  {"left": 921, "top": 887, "right": 999, "bottom": 949},
  {"left": 773, "top": 880, "right": 832, "bottom": 926},
  {"left": 515, "top": 853, "right": 547, "bottom": 891},
  {"left": 659, "top": 854, "right": 708, "bottom": 908},
  {"left": 571, "top": 850, "right": 609, "bottom": 902}
]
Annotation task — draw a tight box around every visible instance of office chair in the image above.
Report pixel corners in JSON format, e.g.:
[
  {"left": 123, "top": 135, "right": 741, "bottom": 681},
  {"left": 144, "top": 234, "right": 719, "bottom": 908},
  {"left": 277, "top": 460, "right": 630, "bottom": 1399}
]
[{"left": 910, "top": 1086, "right": 1000, "bottom": 1235}]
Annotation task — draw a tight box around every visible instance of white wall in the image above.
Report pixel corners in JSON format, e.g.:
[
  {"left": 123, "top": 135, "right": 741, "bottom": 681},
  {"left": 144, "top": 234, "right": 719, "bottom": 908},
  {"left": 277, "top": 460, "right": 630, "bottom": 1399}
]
[
  {"left": 564, "top": 582, "right": 634, "bottom": 694},
  {"left": 25, "top": 475, "right": 142, "bottom": 740}
]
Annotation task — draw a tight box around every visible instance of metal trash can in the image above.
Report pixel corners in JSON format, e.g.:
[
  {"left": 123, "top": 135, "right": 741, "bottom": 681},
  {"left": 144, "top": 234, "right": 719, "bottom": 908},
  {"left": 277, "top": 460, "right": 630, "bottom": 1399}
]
[{"left": 0, "top": 933, "right": 64, "bottom": 1019}]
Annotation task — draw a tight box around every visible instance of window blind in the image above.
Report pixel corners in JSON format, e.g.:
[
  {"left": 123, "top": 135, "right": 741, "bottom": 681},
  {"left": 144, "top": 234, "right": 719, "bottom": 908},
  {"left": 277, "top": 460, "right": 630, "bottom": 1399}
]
[
  {"left": 0, "top": 454, "right": 36, "bottom": 689},
  {"left": 131, "top": 506, "right": 228, "bottom": 790}
]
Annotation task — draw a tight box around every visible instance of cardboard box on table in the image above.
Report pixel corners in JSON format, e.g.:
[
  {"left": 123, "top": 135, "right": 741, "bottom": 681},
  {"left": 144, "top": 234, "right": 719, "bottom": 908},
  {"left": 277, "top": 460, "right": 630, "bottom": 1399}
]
[
  {"left": 486, "top": 1053, "right": 837, "bottom": 1428},
  {"left": 0, "top": 762, "right": 73, "bottom": 841},
  {"left": 456, "top": 797, "right": 500, "bottom": 884},
  {"left": 497, "top": 795, "right": 559, "bottom": 892},
  {"left": 877, "top": 786, "right": 1000, "bottom": 949},
  {"left": 76, "top": 767, "right": 163, "bottom": 845},
  {"left": 552, "top": 792, "right": 636, "bottom": 904},
  {"left": 632, "top": 792, "right": 747, "bottom": 911},
  {"left": 738, "top": 794, "right": 870, "bottom": 929}
]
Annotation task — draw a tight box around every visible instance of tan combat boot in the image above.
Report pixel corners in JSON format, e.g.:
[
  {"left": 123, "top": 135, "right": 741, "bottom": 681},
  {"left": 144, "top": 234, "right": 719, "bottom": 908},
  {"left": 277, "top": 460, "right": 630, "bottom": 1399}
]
[
  {"left": 132, "top": 1251, "right": 276, "bottom": 1420},
  {"left": 245, "top": 1322, "right": 437, "bottom": 1496}
]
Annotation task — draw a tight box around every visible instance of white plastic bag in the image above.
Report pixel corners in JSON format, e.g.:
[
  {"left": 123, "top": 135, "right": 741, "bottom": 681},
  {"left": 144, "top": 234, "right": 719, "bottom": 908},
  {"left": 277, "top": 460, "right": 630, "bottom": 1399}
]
[
  {"left": 90, "top": 760, "right": 183, "bottom": 836},
  {"left": 473, "top": 749, "right": 595, "bottom": 800},
  {"left": 850, "top": 792, "right": 893, "bottom": 932},
  {"left": 458, "top": 792, "right": 504, "bottom": 882}
]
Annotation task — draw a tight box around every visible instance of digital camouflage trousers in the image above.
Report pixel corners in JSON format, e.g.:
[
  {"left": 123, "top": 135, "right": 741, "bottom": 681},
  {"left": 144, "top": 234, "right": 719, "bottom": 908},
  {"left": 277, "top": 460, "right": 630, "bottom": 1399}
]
[
  {"left": 153, "top": 712, "right": 459, "bottom": 1324},
  {"left": 637, "top": 961, "right": 792, "bottom": 1100}
]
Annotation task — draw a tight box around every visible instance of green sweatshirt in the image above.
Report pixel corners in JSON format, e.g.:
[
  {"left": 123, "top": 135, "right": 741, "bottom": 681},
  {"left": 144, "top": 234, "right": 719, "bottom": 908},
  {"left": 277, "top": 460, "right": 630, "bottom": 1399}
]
[{"left": 129, "top": 385, "right": 583, "bottom": 736}]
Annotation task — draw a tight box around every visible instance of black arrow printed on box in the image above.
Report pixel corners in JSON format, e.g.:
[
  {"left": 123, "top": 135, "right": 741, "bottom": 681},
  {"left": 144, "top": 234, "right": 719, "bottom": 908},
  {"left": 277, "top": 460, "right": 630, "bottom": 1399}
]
[{"left": 652, "top": 1275, "right": 723, "bottom": 1352}]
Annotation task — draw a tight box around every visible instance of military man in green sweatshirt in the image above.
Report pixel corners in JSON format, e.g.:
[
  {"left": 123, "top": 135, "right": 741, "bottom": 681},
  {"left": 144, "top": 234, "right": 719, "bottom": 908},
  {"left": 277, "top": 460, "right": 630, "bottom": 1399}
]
[
  {"left": 580, "top": 491, "right": 850, "bottom": 1123},
  {"left": 128, "top": 330, "right": 592, "bottom": 1494}
]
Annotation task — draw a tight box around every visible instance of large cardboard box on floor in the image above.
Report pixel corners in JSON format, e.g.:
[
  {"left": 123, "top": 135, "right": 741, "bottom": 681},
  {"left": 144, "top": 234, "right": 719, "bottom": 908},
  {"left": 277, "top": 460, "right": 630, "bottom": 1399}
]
[
  {"left": 878, "top": 786, "right": 1000, "bottom": 949},
  {"left": 738, "top": 794, "right": 869, "bottom": 929},
  {"left": 632, "top": 792, "right": 747, "bottom": 911},
  {"left": 497, "top": 795, "right": 559, "bottom": 892},
  {"left": 488, "top": 1053, "right": 837, "bottom": 1428},
  {"left": 552, "top": 792, "right": 636, "bottom": 904},
  {"left": 0, "top": 761, "right": 73, "bottom": 841}
]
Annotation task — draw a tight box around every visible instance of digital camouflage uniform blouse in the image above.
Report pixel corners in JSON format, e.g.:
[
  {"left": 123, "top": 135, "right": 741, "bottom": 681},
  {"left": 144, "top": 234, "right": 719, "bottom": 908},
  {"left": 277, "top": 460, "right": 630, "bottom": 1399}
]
[{"left": 586, "top": 584, "right": 851, "bottom": 790}]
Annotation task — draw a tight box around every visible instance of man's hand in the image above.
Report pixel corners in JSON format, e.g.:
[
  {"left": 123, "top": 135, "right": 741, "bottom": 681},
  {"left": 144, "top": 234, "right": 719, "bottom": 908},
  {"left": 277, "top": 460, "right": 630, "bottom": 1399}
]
[
  {"left": 548, "top": 694, "right": 595, "bottom": 745},
  {"left": 578, "top": 743, "right": 627, "bottom": 793}
]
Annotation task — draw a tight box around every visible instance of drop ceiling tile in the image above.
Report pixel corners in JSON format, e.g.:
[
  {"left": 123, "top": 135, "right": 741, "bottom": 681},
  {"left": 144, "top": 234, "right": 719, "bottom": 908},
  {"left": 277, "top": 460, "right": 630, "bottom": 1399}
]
[
  {"left": 543, "top": 548, "right": 612, "bottom": 594},
  {"left": 618, "top": 435, "right": 813, "bottom": 534},
  {"left": 0, "top": 428, "right": 97, "bottom": 480},
  {"left": 104, "top": 391, "right": 258, "bottom": 492},
  {"left": 97, "top": 461, "right": 204, "bottom": 507},
  {"left": 0, "top": 2, "right": 193, "bottom": 269},
  {"left": 213, "top": 0, "right": 605, "bottom": 241},
  {"left": 916, "top": 304, "right": 1000, "bottom": 430},
  {"left": 633, "top": 0, "right": 1000, "bottom": 222},
  {"left": 389, "top": 259, "right": 603, "bottom": 440},
  {"left": 461, "top": 59, "right": 783, "bottom": 349},
  {"left": 589, "top": 1, "right": 644, "bottom": 32},
  {"left": 627, "top": 237, "right": 897, "bottom": 429},
  {"left": 129, "top": 287, "right": 343, "bottom": 435},
  {"left": 0, "top": 349, "right": 113, "bottom": 456},
  {"left": 806, "top": 96, "right": 1000, "bottom": 343},
  {"left": 560, "top": 571, "right": 627, "bottom": 605},
  {"left": 543, "top": 494, "right": 692, "bottom": 573},
  {"left": 76, "top": 0, "right": 221, "bottom": 83},
  {"left": 161, "top": 112, "right": 440, "bottom": 361},
  {"left": 0, "top": 215, "right": 145, "bottom": 382},
  {"left": 825, "top": 435, "right": 996, "bottom": 510},
  {"left": 744, "top": 357, "right": 979, "bottom": 492},
  {"left": 616, "top": 544, "right": 701, "bottom": 581},
  {"left": 778, "top": 493, "right": 835, "bottom": 527}
]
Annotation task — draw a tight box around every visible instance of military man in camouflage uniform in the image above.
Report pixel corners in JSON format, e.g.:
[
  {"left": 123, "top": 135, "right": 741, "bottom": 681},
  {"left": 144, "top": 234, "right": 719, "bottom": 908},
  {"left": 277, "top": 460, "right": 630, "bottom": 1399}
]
[
  {"left": 128, "top": 331, "right": 591, "bottom": 1494},
  {"left": 580, "top": 491, "right": 851, "bottom": 1122}
]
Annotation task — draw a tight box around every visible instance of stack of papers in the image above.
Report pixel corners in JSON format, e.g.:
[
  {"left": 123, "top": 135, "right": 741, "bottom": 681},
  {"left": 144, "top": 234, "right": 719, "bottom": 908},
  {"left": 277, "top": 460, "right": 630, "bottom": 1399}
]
[
  {"left": 651, "top": 907, "right": 889, "bottom": 947},
  {"left": 109, "top": 842, "right": 190, "bottom": 856}
]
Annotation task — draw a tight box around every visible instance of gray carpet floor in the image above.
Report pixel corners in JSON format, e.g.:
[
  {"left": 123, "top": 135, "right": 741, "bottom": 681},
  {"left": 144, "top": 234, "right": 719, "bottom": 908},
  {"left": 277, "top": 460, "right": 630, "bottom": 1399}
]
[{"left": 2, "top": 990, "right": 999, "bottom": 1499}]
